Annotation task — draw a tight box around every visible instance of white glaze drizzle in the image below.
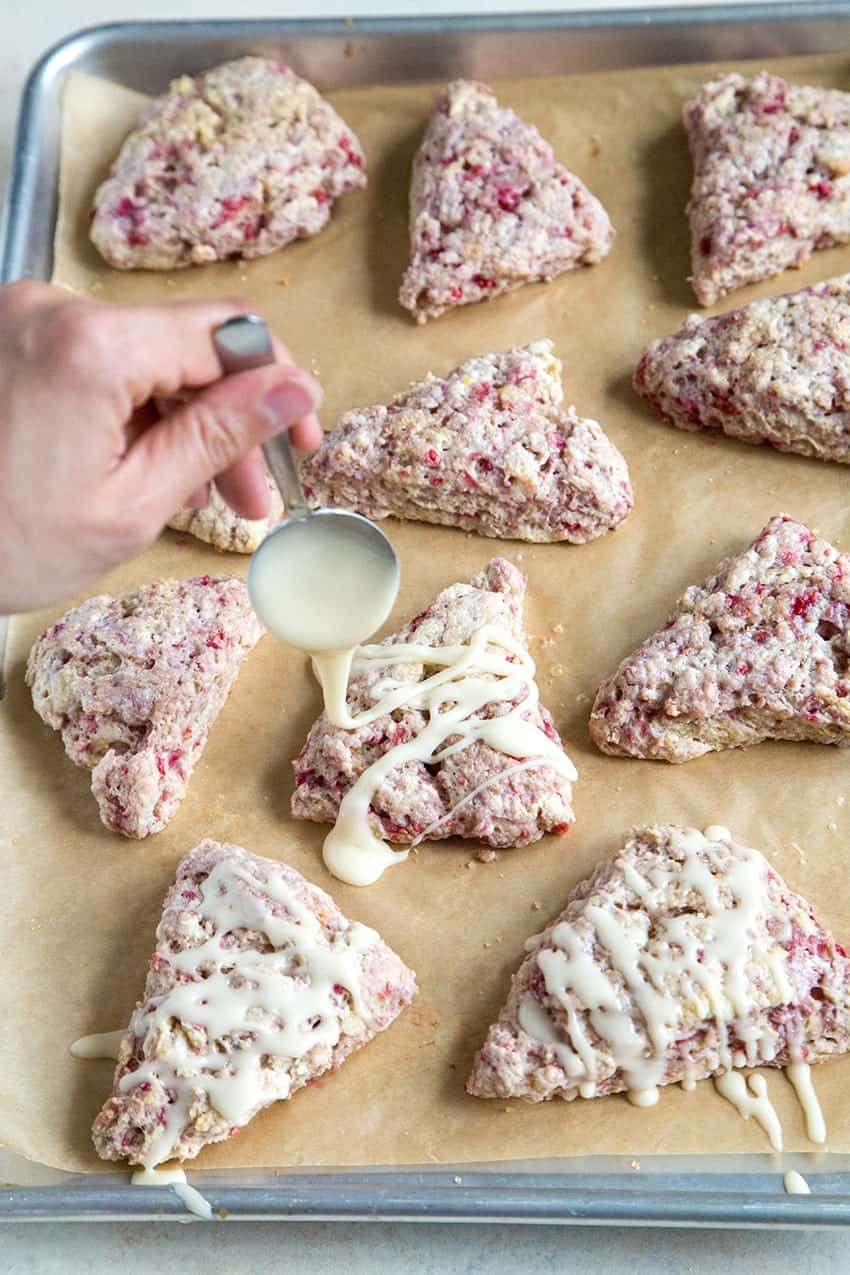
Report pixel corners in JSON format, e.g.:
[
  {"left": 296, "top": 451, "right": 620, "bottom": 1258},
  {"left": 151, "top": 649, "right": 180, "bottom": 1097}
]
[
  {"left": 409, "top": 759, "right": 546, "bottom": 850},
  {"left": 131, "top": 1165, "right": 214, "bottom": 1220},
  {"left": 69, "top": 1029, "right": 125, "bottom": 1060},
  {"left": 317, "top": 623, "right": 577, "bottom": 886},
  {"left": 120, "top": 856, "right": 379, "bottom": 1169},
  {"left": 714, "top": 1071, "right": 783, "bottom": 1151},
  {"left": 627, "top": 1086, "right": 660, "bottom": 1108},
  {"left": 786, "top": 1062, "right": 827, "bottom": 1144},
  {"left": 516, "top": 825, "right": 811, "bottom": 1121},
  {"left": 783, "top": 1170, "right": 811, "bottom": 1195},
  {"left": 174, "top": 1182, "right": 215, "bottom": 1220},
  {"left": 312, "top": 648, "right": 355, "bottom": 726}
]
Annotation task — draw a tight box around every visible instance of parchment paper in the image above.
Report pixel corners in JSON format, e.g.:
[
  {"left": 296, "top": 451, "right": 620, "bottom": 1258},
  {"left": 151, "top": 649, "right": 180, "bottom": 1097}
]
[{"left": 4, "top": 53, "right": 850, "bottom": 1175}]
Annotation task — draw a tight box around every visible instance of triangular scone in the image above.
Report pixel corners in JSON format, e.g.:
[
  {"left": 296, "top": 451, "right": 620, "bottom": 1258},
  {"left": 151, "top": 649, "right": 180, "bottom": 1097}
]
[
  {"left": 90, "top": 57, "right": 366, "bottom": 271},
  {"left": 169, "top": 473, "right": 284, "bottom": 553},
  {"left": 635, "top": 276, "right": 850, "bottom": 465},
  {"left": 301, "top": 342, "right": 632, "bottom": 543},
  {"left": 292, "top": 558, "right": 575, "bottom": 858},
  {"left": 590, "top": 515, "right": 850, "bottom": 763},
  {"left": 685, "top": 72, "right": 850, "bottom": 306},
  {"left": 92, "top": 839, "right": 416, "bottom": 1166},
  {"left": 399, "top": 80, "right": 614, "bottom": 323},
  {"left": 26, "top": 577, "right": 263, "bottom": 837},
  {"left": 468, "top": 824, "right": 850, "bottom": 1103}
]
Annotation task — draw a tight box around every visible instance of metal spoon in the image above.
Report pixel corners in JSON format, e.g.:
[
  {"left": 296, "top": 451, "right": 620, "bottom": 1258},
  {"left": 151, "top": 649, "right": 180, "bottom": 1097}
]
[{"left": 213, "top": 314, "right": 400, "bottom": 649}]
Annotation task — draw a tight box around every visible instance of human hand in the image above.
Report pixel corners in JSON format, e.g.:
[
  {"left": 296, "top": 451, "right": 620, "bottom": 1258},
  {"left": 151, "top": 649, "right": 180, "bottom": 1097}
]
[{"left": 0, "top": 281, "right": 323, "bottom": 613}]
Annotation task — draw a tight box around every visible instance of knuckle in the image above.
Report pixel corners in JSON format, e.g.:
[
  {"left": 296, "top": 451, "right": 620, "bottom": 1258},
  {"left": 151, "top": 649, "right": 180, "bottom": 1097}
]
[
  {"left": 185, "top": 398, "right": 244, "bottom": 470},
  {"left": 0, "top": 279, "right": 44, "bottom": 314},
  {"left": 48, "top": 303, "right": 106, "bottom": 371}
]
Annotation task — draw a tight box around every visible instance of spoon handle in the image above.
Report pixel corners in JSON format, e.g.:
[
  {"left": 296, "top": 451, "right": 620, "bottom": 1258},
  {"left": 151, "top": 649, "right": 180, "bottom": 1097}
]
[{"left": 213, "top": 314, "right": 308, "bottom": 516}]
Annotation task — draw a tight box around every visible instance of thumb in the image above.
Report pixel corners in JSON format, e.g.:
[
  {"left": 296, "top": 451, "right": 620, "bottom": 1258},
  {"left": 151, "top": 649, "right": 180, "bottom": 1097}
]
[{"left": 121, "top": 364, "right": 322, "bottom": 521}]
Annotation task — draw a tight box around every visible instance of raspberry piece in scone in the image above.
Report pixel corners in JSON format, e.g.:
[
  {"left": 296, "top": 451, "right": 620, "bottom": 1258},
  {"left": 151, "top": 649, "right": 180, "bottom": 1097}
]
[
  {"left": 634, "top": 274, "right": 850, "bottom": 465},
  {"left": 26, "top": 576, "right": 263, "bottom": 837},
  {"left": 301, "top": 341, "right": 632, "bottom": 543},
  {"left": 91, "top": 839, "right": 416, "bottom": 1166},
  {"left": 590, "top": 514, "right": 850, "bottom": 763},
  {"left": 168, "top": 472, "right": 284, "bottom": 554},
  {"left": 90, "top": 57, "right": 366, "bottom": 270},
  {"left": 685, "top": 72, "right": 850, "bottom": 306},
  {"left": 468, "top": 824, "right": 850, "bottom": 1107},
  {"left": 399, "top": 80, "right": 614, "bottom": 322},
  {"left": 292, "top": 557, "right": 576, "bottom": 859}
]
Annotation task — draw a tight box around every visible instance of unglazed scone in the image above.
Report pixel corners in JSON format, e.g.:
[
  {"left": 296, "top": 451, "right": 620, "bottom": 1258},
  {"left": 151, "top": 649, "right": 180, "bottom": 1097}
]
[
  {"left": 90, "top": 57, "right": 366, "bottom": 270},
  {"left": 26, "top": 577, "right": 263, "bottom": 837},
  {"left": 590, "top": 515, "right": 850, "bottom": 763},
  {"left": 92, "top": 839, "right": 416, "bottom": 1166},
  {"left": 300, "top": 342, "right": 632, "bottom": 543},
  {"left": 685, "top": 72, "right": 850, "bottom": 306},
  {"left": 467, "top": 824, "right": 850, "bottom": 1103},
  {"left": 169, "top": 475, "right": 284, "bottom": 553},
  {"left": 292, "top": 558, "right": 576, "bottom": 859},
  {"left": 399, "top": 80, "right": 614, "bottom": 322},
  {"left": 634, "top": 275, "right": 850, "bottom": 464}
]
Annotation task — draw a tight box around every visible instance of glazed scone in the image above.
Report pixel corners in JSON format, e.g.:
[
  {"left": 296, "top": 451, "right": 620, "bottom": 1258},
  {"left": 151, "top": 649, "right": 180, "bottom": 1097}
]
[
  {"left": 301, "top": 342, "right": 633, "bottom": 543},
  {"left": 292, "top": 558, "right": 576, "bottom": 859},
  {"left": 685, "top": 72, "right": 850, "bottom": 306},
  {"left": 468, "top": 824, "right": 850, "bottom": 1103},
  {"left": 590, "top": 515, "right": 850, "bottom": 763},
  {"left": 92, "top": 839, "right": 416, "bottom": 1167},
  {"left": 634, "top": 275, "right": 850, "bottom": 464},
  {"left": 26, "top": 576, "right": 263, "bottom": 837},
  {"left": 169, "top": 475, "right": 284, "bottom": 553},
  {"left": 399, "top": 80, "right": 614, "bottom": 322},
  {"left": 90, "top": 57, "right": 366, "bottom": 270}
]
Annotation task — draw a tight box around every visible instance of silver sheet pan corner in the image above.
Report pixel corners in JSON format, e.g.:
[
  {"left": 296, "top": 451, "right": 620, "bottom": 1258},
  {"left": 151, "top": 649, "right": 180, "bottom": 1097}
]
[{"left": 5, "top": 5, "right": 850, "bottom": 1227}]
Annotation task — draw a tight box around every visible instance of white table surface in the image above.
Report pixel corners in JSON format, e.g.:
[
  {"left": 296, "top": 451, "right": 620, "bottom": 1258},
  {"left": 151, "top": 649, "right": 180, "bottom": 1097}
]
[{"left": 3, "top": 1, "right": 850, "bottom": 1268}]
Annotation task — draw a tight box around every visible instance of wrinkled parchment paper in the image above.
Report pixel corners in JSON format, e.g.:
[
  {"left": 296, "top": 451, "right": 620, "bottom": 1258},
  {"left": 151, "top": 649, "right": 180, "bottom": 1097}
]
[{"left": 4, "top": 53, "right": 850, "bottom": 1174}]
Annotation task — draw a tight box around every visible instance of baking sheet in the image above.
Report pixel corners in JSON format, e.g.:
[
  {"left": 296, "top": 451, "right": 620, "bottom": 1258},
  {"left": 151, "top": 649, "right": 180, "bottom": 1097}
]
[{"left": 4, "top": 52, "right": 850, "bottom": 1175}]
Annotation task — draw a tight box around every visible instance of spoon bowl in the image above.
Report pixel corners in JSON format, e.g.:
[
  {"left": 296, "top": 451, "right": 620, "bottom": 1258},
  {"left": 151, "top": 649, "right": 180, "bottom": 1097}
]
[
  {"left": 248, "top": 506, "right": 400, "bottom": 652},
  {"left": 213, "top": 314, "right": 401, "bottom": 651}
]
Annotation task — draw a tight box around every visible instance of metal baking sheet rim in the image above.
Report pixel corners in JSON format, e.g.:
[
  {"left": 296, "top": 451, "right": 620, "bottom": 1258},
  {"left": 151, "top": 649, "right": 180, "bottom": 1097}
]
[{"left": 4, "top": 6, "right": 850, "bottom": 1225}]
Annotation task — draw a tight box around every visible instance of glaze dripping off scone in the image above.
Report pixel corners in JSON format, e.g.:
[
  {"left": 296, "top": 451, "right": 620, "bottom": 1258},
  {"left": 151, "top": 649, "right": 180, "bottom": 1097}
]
[
  {"left": 634, "top": 275, "right": 850, "bottom": 465},
  {"left": 26, "top": 576, "right": 263, "bottom": 837},
  {"left": 90, "top": 57, "right": 366, "bottom": 270},
  {"left": 399, "top": 80, "right": 614, "bottom": 322},
  {"left": 590, "top": 515, "right": 850, "bottom": 763},
  {"left": 301, "top": 342, "right": 632, "bottom": 543},
  {"left": 685, "top": 72, "right": 850, "bottom": 305},
  {"left": 92, "top": 839, "right": 416, "bottom": 1166},
  {"left": 468, "top": 824, "right": 850, "bottom": 1105},
  {"left": 293, "top": 558, "right": 577, "bottom": 875}
]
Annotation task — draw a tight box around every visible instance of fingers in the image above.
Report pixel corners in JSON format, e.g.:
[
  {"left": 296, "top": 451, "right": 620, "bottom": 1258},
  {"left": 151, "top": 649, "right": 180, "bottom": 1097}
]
[
  {"left": 109, "top": 299, "right": 273, "bottom": 404},
  {"left": 289, "top": 411, "right": 324, "bottom": 451},
  {"left": 184, "top": 482, "right": 212, "bottom": 511},
  {"left": 119, "top": 363, "right": 321, "bottom": 523},
  {"left": 0, "top": 279, "right": 63, "bottom": 316},
  {"left": 215, "top": 449, "right": 272, "bottom": 520}
]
